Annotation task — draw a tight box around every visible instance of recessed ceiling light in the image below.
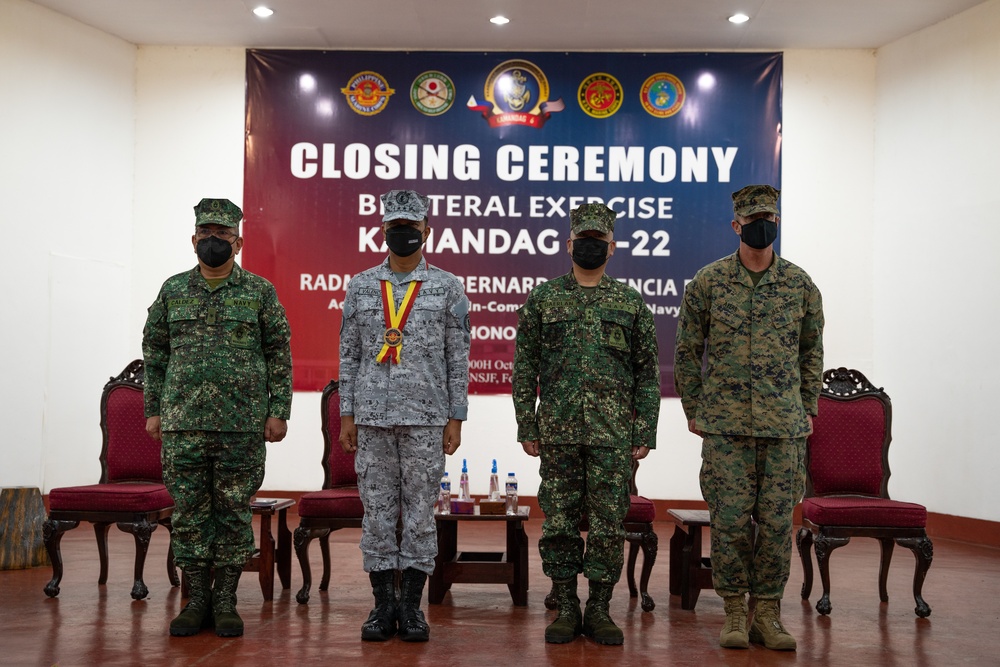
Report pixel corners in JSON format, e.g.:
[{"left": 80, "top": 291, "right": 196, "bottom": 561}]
[
  {"left": 253, "top": 6, "right": 274, "bottom": 18},
  {"left": 490, "top": 16, "right": 510, "bottom": 25},
  {"left": 728, "top": 13, "right": 750, "bottom": 24}
]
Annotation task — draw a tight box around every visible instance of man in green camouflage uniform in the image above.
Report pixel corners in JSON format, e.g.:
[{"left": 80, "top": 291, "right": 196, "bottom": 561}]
[
  {"left": 674, "top": 185, "right": 823, "bottom": 651},
  {"left": 513, "top": 203, "right": 660, "bottom": 646},
  {"left": 142, "top": 198, "right": 292, "bottom": 638}
]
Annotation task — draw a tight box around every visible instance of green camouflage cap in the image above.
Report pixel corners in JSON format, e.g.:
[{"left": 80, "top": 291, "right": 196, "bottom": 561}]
[
  {"left": 194, "top": 198, "right": 243, "bottom": 227},
  {"left": 570, "top": 203, "right": 616, "bottom": 235},
  {"left": 732, "top": 184, "right": 780, "bottom": 218}
]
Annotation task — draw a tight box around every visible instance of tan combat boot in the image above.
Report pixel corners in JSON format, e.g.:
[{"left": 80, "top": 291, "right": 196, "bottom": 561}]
[
  {"left": 749, "top": 598, "right": 797, "bottom": 650},
  {"left": 719, "top": 594, "right": 749, "bottom": 649},
  {"left": 544, "top": 577, "right": 583, "bottom": 644}
]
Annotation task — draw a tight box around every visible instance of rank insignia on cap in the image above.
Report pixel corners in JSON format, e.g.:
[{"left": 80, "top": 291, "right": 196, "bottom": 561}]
[{"left": 381, "top": 190, "right": 430, "bottom": 223}]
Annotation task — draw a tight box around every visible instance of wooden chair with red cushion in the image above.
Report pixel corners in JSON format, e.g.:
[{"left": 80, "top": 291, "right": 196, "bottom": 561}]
[
  {"left": 796, "top": 367, "right": 932, "bottom": 617},
  {"left": 293, "top": 379, "right": 365, "bottom": 603},
  {"left": 43, "top": 360, "right": 177, "bottom": 600}
]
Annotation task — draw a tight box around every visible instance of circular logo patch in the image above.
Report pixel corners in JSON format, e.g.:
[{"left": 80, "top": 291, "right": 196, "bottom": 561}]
[
  {"left": 640, "top": 73, "right": 685, "bottom": 118},
  {"left": 484, "top": 59, "right": 549, "bottom": 116},
  {"left": 411, "top": 71, "right": 455, "bottom": 116},
  {"left": 341, "top": 71, "right": 394, "bottom": 116},
  {"left": 578, "top": 73, "right": 623, "bottom": 119}
]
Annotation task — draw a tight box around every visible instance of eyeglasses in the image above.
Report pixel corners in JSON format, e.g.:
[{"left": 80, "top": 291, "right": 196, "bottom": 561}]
[{"left": 195, "top": 228, "right": 238, "bottom": 240}]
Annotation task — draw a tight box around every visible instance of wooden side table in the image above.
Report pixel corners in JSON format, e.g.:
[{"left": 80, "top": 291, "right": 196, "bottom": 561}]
[
  {"left": 667, "top": 508, "right": 714, "bottom": 610},
  {"left": 245, "top": 498, "right": 295, "bottom": 602},
  {"left": 429, "top": 506, "right": 530, "bottom": 606}
]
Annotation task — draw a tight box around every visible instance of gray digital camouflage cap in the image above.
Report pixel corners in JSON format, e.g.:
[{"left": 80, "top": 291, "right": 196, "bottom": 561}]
[
  {"left": 194, "top": 198, "right": 243, "bottom": 227},
  {"left": 570, "top": 203, "right": 616, "bottom": 235},
  {"left": 732, "top": 184, "right": 780, "bottom": 218},
  {"left": 381, "top": 190, "right": 430, "bottom": 223}
]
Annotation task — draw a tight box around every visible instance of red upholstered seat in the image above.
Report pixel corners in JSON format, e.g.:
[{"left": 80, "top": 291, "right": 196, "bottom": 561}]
[
  {"left": 796, "top": 368, "right": 933, "bottom": 618},
  {"left": 625, "top": 494, "right": 656, "bottom": 523},
  {"left": 43, "top": 360, "right": 177, "bottom": 601},
  {"left": 293, "top": 380, "right": 365, "bottom": 604}
]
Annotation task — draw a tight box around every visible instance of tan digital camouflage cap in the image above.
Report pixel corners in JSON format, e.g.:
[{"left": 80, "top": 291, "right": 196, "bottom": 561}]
[
  {"left": 194, "top": 198, "right": 243, "bottom": 227},
  {"left": 570, "top": 203, "right": 616, "bottom": 235},
  {"left": 381, "top": 190, "right": 430, "bottom": 223},
  {"left": 732, "top": 184, "right": 780, "bottom": 218}
]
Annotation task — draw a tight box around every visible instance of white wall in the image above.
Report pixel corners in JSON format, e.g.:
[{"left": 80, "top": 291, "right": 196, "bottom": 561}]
[
  {"left": 873, "top": 0, "right": 1000, "bottom": 521},
  {"left": 3, "top": 0, "right": 997, "bottom": 523}
]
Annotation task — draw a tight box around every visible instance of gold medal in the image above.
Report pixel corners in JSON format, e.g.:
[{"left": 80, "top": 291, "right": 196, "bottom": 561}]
[{"left": 384, "top": 327, "right": 403, "bottom": 348}]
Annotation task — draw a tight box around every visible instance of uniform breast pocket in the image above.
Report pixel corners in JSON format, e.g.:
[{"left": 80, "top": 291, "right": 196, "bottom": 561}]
[
  {"left": 221, "top": 307, "right": 259, "bottom": 349},
  {"left": 710, "top": 302, "right": 746, "bottom": 332},
  {"left": 600, "top": 308, "right": 634, "bottom": 352},
  {"left": 541, "top": 308, "right": 579, "bottom": 349},
  {"left": 166, "top": 306, "right": 202, "bottom": 348}
]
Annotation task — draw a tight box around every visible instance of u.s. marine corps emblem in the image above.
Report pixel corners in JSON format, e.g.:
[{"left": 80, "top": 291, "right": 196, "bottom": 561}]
[
  {"left": 467, "top": 59, "right": 565, "bottom": 128},
  {"left": 640, "top": 73, "right": 685, "bottom": 118},
  {"left": 411, "top": 71, "right": 455, "bottom": 116},
  {"left": 341, "top": 71, "right": 395, "bottom": 116},
  {"left": 578, "top": 73, "right": 623, "bottom": 119}
]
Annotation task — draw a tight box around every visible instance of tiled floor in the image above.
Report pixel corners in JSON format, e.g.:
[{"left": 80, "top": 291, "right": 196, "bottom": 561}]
[{"left": 3, "top": 516, "right": 999, "bottom": 666}]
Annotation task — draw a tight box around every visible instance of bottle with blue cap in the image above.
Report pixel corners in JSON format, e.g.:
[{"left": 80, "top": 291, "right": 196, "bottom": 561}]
[
  {"left": 459, "top": 459, "right": 471, "bottom": 502},
  {"left": 438, "top": 472, "right": 451, "bottom": 515},
  {"left": 489, "top": 459, "right": 501, "bottom": 501}
]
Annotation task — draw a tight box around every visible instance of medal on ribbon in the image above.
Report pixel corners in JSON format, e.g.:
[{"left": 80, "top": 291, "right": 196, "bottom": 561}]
[{"left": 376, "top": 279, "right": 421, "bottom": 363}]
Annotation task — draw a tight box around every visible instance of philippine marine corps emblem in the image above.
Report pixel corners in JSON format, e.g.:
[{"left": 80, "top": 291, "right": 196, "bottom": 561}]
[
  {"left": 578, "top": 73, "right": 623, "bottom": 119},
  {"left": 341, "top": 71, "right": 395, "bottom": 116},
  {"left": 411, "top": 71, "right": 456, "bottom": 116},
  {"left": 467, "top": 59, "right": 565, "bottom": 128},
  {"left": 640, "top": 73, "right": 686, "bottom": 118}
]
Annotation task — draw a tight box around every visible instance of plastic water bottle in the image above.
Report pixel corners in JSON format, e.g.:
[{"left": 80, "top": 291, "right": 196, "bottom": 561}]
[
  {"left": 505, "top": 473, "right": 518, "bottom": 515},
  {"left": 459, "top": 459, "right": 471, "bottom": 502},
  {"left": 489, "top": 459, "right": 501, "bottom": 501},
  {"left": 438, "top": 472, "right": 451, "bottom": 515}
]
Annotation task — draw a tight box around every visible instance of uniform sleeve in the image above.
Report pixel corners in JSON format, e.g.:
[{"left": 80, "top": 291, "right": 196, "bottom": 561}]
[
  {"left": 798, "top": 281, "right": 825, "bottom": 417},
  {"left": 511, "top": 291, "right": 542, "bottom": 442},
  {"left": 338, "top": 279, "right": 361, "bottom": 417},
  {"left": 674, "top": 274, "right": 710, "bottom": 422},
  {"left": 630, "top": 300, "right": 661, "bottom": 450},
  {"left": 260, "top": 283, "right": 293, "bottom": 420},
  {"left": 141, "top": 290, "right": 169, "bottom": 418},
  {"left": 445, "top": 280, "right": 472, "bottom": 421}
]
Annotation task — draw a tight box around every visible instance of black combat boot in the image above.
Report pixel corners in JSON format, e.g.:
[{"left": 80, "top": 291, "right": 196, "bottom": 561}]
[
  {"left": 361, "top": 570, "right": 398, "bottom": 641},
  {"left": 169, "top": 567, "right": 213, "bottom": 636},
  {"left": 544, "top": 577, "right": 583, "bottom": 644},
  {"left": 583, "top": 580, "right": 624, "bottom": 645},
  {"left": 397, "top": 568, "right": 430, "bottom": 642},
  {"left": 212, "top": 565, "right": 245, "bottom": 637}
]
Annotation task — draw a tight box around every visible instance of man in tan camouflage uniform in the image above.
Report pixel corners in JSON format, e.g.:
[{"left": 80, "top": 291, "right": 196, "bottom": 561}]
[
  {"left": 339, "top": 190, "right": 471, "bottom": 643},
  {"left": 513, "top": 203, "right": 660, "bottom": 646},
  {"left": 674, "top": 184, "right": 824, "bottom": 651},
  {"left": 143, "top": 198, "right": 292, "bottom": 638}
]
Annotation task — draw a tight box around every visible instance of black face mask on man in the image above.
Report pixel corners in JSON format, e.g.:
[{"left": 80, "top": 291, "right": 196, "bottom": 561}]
[
  {"left": 196, "top": 236, "right": 234, "bottom": 268},
  {"left": 572, "top": 236, "right": 610, "bottom": 270},
  {"left": 384, "top": 225, "right": 424, "bottom": 257},
  {"left": 739, "top": 218, "right": 778, "bottom": 250}
]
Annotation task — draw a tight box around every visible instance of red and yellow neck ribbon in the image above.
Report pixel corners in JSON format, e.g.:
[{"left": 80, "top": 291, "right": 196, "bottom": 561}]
[{"left": 376, "top": 279, "right": 421, "bottom": 364}]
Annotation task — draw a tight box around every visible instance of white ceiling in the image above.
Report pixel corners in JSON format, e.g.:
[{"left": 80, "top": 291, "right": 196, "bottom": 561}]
[{"left": 26, "top": 0, "right": 990, "bottom": 51}]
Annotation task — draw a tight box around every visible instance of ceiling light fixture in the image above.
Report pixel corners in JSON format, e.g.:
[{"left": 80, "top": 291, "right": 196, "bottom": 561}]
[
  {"left": 728, "top": 13, "right": 750, "bottom": 24},
  {"left": 490, "top": 16, "right": 510, "bottom": 25},
  {"left": 253, "top": 6, "right": 274, "bottom": 18}
]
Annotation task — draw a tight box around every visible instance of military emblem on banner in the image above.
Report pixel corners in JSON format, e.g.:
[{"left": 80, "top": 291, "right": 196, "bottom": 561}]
[
  {"left": 640, "top": 73, "right": 686, "bottom": 118},
  {"left": 467, "top": 59, "right": 565, "bottom": 128},
  {"left": 578, "top": 72, "right": 623, "bottom": 119},
  {"left": 411, "top": 71, "right": 456, "bottom": 116},
  {"left": 341, "top": 71, "right": 395, "bottom": 116}
]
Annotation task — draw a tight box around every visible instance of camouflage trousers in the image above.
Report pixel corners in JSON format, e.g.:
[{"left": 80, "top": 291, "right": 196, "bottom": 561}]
[
  {"left": 162, "top": 431, "right": 265, "bottom": 569},
  {"left": 700, "top": 434, "right": 806, "bottom": 599},
  {"left": 538, "top": 444, "right": 631, "bottom": 584},
  {"left": 355, "top": 425, "right": 445, "bottom": 575}
]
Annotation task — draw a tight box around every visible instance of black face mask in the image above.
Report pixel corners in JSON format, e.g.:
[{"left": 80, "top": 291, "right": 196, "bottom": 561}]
[
  {"left": 572, "top": 237, "right": 610, "bottom": 270},
  {"left": 385, "top": 225, "right": 424, "bottom": 257},
  {"left": 739, "top": 218, "right": 778, "bottom": 249},
  {"left": 196, "top": 236, "right": 234, "bottom": 268}
]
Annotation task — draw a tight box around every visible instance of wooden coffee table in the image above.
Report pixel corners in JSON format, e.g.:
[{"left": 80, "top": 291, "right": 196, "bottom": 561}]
[{"left": 429, "top": 506, "right": 530, "bottom": 606}]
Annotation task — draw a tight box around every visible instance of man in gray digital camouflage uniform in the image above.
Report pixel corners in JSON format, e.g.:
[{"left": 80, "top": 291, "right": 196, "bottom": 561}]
[
  {"left": 339, "top": 189, "right": 471, "bottom": 643},
  {"left": 143, "top": 198, "right": 292, "bottom": 638},
  {"left": 513, "top": 203, "right": 660, "bottom": 646},
  {"left": 674, "top": 184, "right": 824, "bottom": 651}
]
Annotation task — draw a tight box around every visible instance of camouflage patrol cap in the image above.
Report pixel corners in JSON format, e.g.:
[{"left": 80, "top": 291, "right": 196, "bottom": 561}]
[
  {"left": 570, "top": 203, "right": 616, "bottom": 235},
  {"left": 381, "top": 190, "right": 430, "bottom": 223},
  {"left": 194, "top": 198, "right": 243, "bottom": 228},
  {"left": 732, "top": 184, "right": 780, "bottom": 218}
]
